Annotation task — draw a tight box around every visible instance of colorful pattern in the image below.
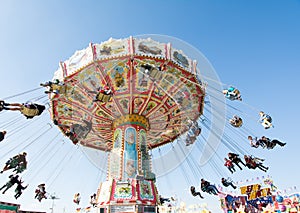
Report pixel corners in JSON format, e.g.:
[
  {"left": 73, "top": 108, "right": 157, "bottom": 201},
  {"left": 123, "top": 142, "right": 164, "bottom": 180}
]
[
  {"left": 114, "top": 183, "right": 132, "bottom": 199},
  {"left": 111, "top": 179, "right": 135, "bottom": 201},
  {"left": 139, "top": 129, "right": 150, "bottom": 172},
  {"left": 51, "top": 36, "right": 205, "bottom": 151},
  {"left": 109, "top": 129, "right": 123, "bottom": 179},
  {"left": 123, "top": 127, "right": 137, "bottom": 179},
  {"left": 113, "top": 129, "right": 122, "bottom": 149},
  {"left": 138, "top": 180, "right": 154, "bottom": 200}
]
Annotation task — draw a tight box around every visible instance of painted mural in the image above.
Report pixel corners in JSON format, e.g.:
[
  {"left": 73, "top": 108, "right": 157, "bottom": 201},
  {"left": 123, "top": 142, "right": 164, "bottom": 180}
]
[
  {"left": 114, "top": 183, "right": 132, "bottom": 199},
  {"left": 109, "top": 129, "right": 123, "bottom": 179},
  {"left": 139, "top": 180, "right": 154, "bottom": 200},
  {"left": 139, "top": 129, "right": 150, "bottom": 172},
  {"left": 133, "top": 97, "right": 144, "bottom": 114},
  {"left": 96, "top": 38, "right": 128, "bottom": 58},
  {"left": 124, "top": 127, "right": 137, "bottom": 179},
  {"left": 172, "top": 50, "right": 190, "bottom": 68},
  {"left": 136, "top": 67, "right": 149, "bottom": 91},
  {"left": 136, "top": 40, "right": 164, "bottom": 56},
  {"left": 113, "top": 128, "right": 122, "bottom": 149}
]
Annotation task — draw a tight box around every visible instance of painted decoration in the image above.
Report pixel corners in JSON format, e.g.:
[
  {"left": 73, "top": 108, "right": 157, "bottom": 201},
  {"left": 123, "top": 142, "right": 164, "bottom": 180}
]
[
  {"left": 123, "top": 127, "right": 137, "bottom": 179},
  {"left": 135, "top": 38, "right": 165, "bottom": 56},
  {"left": 139, "top": 180, "right": 154, "bottom": 200},
  {"left": 139, "top": 129, "right": 150, "bottom": 172},
  {"left": 113, "top": 183, "right": 132, "bottom": 200},
  {"left": 113, "top": 129, "right": 122, "bottom": 149},
  {"left": 95, "top": 38, "right": 129, "bottom": 59},
  {"left": 51, "top": 37, "right": 205, "bottom": 151}
]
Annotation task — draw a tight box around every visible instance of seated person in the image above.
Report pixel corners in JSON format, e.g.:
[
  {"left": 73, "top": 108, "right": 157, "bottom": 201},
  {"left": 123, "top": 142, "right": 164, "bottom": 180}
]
[
  {"left": 263, "top": 178, "right": 277, "bottom": 192},
  {"left": 228, "top": 152, "right": 245, "bottom": 170},
  {"left": 90, "top": 86, "right": 113, "bottom": 103},
  {"left": 190, "top": 186, "right": 204, "bottom": 199},
  {"left": 0, "top": 131, "right": 7, "bottom": 142},
  {"left": 14, "top": 179, "right": 28, "bottom": 199},
  {"left": 70, "top": 120, "right": 92, "bottom": 140},
  {"left": 224, "top": 158, "right": 236, "bottom": 174},
  {"left": 0, "top": 152, "right": 27, "bottom": 174},
  {"left": 100, "top": 86, "right": 112, "bottom": 95},
  {"left": 248, "top": 136, "right": 266, "bottom": 148},
  {"left": 260, "top": 136, "right": 286, "bottom": 149},
  {"left": 140, "top": 63, "right": 163, "bottom": 81},
  {"left": 1, "top": 101, "right": 45, "bottom": 119},
  {"left": 73, "top": 193, "right": 81, "bottom": 205},
  {"left": 40, "top": 79, "right": 65, "bottom": 95},
  {"left": 191, "top": 122, "right": 201, "bottom": 136},
  {"left": 221, "top": 178, "right": 237, "bottom": 189},
  {"left": 200, "top": 178, "right": 219, "bottom": 195},
  {"left": 57, "top": 120, "right": 92, "bottom": 145},
  {"left": 259, "top": 111, "right": 273, "bottom": 129},
  {"left": 244, "top": 155, "right": 269, "bottom": 172},
  {"left": 229, "top": 115, "right": 243, "bottom": 127},
  {"left": 159, "top": 195, "right": 170, "bottom": 205},
  {"left": 35, "top": 183, "right": 47, "bottom": 202},
  {"left": 13, "top": 160, "right": 27, "bottom": 174},
  {"left": 223, "top": 86, "right": 242, "bottom": 101},
  {"left": 186, "top": 134, "right": 196, "bottom": 146},
  {"left": 0, "top": 174, "right": 20, "bottom": 194},
  {"left": 90, "top": 193, "right": 97, "bottom": 207}
]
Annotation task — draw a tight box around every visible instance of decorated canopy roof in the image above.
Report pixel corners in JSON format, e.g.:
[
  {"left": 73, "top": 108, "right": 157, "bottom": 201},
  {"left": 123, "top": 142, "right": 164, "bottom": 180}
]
[{"left": 50, "top": 36, "right": 205, "bottom": 151}]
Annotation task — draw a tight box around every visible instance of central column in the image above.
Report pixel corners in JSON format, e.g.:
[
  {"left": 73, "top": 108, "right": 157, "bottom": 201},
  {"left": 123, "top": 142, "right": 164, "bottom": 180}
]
[{"left": 108, "top": 114, "right": 150, "bottom": 181}]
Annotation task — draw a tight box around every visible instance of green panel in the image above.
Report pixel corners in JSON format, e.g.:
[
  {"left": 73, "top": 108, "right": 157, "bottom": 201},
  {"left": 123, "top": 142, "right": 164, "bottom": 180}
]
[{"left": 0, "top": 204, "right": 18, "bottom": 211}]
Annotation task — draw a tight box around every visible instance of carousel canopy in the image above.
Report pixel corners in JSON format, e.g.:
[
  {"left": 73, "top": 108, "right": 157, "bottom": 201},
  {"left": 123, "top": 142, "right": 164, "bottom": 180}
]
[{"left": 50, "top": 36, "right": 205, "bottom": 151}]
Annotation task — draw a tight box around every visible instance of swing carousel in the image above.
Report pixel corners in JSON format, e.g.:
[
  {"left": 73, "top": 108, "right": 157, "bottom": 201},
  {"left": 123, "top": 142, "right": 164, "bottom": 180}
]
[{"left": 49, "top": 36, "right": 206, "bottom": 213}]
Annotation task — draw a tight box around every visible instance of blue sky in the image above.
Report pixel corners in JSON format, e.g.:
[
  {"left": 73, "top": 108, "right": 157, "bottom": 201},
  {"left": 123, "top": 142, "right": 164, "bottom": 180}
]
[{"left": 0, "top": 0, "right": 299, "bottom": 212}]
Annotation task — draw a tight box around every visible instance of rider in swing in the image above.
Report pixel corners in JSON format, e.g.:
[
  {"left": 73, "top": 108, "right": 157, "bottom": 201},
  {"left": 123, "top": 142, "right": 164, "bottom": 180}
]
[
  {"left": 259, "top": 111, "right": 273, "bottom": 129},
  {"left": 190, "top": 186, "right": 204, "bottom": 199},
  {"left": 223, "top": 86, "right": 242, "bottom": 101},
  {"left": 34, "top": 183, "right": 47, "bottom": 202},
  {"left": 200, "top": 178, "right": 219, "bottom": 195},
  {"left": 0, "top": 101, "right": 45, "bottom": 119},
  {"left": 0, "top": 152, "right": 27, "bottom": 174},
  {"left": 90, "top": 85, "right": 113, "bottom": 103}
]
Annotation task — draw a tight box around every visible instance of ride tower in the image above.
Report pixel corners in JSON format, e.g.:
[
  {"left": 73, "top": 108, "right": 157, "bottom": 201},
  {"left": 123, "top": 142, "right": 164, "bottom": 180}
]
[{"left": 49, "top": 36, "right": 205, "bottom": 213}]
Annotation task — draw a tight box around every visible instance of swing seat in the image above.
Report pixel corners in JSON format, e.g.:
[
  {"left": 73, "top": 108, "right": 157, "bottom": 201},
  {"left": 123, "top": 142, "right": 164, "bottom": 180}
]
[
  {"left": 52, "top": 84, "right": 66, "bottom": 94},
  {"left": 96, "top": 93, "right": 112, "bottom": 103},
  {"left": 230, "top": 118, "right": 243, "bottom": 128}
]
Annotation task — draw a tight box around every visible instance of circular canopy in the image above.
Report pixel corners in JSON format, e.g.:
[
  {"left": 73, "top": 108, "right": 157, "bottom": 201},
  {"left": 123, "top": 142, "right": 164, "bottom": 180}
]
[{"left": 50, "top": 36, "right": 205, "bottom": 151}]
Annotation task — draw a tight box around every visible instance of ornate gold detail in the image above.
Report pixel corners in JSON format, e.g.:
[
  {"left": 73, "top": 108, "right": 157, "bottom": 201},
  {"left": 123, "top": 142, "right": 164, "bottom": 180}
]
[{"left": 112, "top": 114, "right": 149, "bottom": 130}]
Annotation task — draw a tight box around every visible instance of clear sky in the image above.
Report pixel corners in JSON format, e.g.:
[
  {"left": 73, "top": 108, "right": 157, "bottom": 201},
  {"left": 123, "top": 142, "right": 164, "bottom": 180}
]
[{"left": 0, "top": 0, "right": 299, "bottom": 212}]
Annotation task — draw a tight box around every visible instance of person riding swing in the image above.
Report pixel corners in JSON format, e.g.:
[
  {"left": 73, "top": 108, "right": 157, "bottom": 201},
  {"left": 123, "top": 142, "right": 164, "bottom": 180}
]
[
  {"left": 190, "top": 186, "right": 204, "bottom": 199},
  {"left": 1, "top": 101, "right": 45, "bottom": 119}
]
